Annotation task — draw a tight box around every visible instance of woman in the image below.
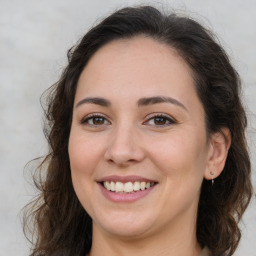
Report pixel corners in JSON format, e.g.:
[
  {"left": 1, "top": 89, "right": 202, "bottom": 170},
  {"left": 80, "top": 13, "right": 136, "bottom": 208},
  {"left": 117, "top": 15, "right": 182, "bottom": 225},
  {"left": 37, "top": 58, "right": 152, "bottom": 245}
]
[{"left": 23, "top": 5, "right": 253, "bottom": 256}]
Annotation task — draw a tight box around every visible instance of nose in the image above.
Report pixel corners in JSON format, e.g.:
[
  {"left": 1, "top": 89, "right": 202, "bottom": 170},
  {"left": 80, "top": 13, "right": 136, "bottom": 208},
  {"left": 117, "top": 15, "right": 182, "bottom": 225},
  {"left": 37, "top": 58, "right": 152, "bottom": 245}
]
[{"left": 104, "top": 125, "right": 145, "bottom": 167}]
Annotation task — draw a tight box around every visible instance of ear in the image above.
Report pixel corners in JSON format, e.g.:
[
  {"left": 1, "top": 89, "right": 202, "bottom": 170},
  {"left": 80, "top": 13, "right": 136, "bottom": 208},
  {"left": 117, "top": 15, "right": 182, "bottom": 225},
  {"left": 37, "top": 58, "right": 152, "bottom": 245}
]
[{"left": 204, "top": 127, "right": 231, "bottom": 181}]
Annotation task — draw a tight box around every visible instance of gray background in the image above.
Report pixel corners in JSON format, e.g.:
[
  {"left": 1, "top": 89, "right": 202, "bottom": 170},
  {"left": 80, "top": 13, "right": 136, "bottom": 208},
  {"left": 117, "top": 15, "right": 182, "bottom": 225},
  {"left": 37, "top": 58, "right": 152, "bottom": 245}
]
[{"left": 0, "top": 0, "right": 255, "bottom": 255}]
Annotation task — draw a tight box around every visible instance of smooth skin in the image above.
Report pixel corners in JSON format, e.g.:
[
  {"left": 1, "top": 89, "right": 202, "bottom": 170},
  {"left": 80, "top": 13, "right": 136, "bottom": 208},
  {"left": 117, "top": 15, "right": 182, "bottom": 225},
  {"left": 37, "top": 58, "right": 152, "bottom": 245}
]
[{"left": 68, "top": 36, "right": 231, "bottom": 256}]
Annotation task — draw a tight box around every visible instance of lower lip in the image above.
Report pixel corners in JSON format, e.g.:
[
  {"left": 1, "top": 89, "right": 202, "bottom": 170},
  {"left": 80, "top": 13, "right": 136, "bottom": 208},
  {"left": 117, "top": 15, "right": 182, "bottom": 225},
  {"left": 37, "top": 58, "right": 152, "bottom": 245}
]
[{"left": 98, "top": 183, "right": 156, "bottom": 203}]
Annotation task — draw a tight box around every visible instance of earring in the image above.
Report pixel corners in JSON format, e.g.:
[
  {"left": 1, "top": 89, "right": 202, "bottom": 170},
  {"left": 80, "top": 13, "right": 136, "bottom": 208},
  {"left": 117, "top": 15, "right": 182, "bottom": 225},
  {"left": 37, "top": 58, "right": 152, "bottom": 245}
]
[{"left": 210, "top": 171, "right": 215, "bottom": 185}]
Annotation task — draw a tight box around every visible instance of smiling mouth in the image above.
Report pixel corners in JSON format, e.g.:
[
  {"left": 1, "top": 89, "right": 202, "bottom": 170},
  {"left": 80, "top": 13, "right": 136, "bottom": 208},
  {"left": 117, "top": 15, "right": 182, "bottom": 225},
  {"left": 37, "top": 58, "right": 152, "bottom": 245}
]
[{"left": 100, "top": 181, "right": 157, "bottom": 193}]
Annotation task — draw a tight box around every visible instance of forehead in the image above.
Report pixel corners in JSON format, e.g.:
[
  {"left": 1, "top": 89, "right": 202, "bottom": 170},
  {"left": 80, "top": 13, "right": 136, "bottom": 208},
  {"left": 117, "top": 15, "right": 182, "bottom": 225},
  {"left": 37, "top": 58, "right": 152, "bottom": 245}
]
[
  {"left": 81, "top": 36, "right": 192, "bottom": 78},
  {"left": 76, "top": 36, "right": 198, "bottom": 107}
]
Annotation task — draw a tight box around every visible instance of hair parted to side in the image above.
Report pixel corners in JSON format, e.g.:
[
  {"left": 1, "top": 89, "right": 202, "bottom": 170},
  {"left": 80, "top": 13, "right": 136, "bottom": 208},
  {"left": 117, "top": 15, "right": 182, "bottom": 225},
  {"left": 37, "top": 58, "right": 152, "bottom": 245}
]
[{"left": 23, "top": 5, "right": 253, "bottom": 256}]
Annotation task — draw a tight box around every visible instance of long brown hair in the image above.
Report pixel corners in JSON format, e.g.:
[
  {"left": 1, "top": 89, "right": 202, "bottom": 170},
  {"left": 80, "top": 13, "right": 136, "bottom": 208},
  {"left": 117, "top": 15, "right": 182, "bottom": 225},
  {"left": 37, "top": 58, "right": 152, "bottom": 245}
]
[{"left": 23, "top": 6, "right": 253, "bottom": 256}]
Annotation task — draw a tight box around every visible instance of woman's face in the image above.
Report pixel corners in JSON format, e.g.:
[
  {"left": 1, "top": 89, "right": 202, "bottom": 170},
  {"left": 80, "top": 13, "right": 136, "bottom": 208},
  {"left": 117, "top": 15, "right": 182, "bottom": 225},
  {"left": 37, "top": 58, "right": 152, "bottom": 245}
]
[{"left": 69, "top": 37, "right": 212, "bottom": 239}]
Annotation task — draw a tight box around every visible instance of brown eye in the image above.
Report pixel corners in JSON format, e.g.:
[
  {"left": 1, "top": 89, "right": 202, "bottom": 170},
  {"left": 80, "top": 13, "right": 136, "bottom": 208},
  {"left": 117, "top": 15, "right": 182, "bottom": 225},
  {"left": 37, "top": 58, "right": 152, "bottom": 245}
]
[
  {"left": 144, "top": 114, "right": 176, "bottom": 127},
  {"left": 93, "top": 117, "right": 105, "bottom": 125},
  {"left": 154, "top": 117, "right": 167, "bottom": 125},
  {"left": 81, "top": 114, "right": 110, "bottom": 126}
]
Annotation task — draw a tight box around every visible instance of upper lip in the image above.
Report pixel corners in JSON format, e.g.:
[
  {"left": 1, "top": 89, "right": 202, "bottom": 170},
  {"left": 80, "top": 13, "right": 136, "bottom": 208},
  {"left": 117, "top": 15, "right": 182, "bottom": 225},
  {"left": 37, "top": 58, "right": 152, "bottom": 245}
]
[{"left": 96, "top": 175, "right": 158, "bottom": 183}]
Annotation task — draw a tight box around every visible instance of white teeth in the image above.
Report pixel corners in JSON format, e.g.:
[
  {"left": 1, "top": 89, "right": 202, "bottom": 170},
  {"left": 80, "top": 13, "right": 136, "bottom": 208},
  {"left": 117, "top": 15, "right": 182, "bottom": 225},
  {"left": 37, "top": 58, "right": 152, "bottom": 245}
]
[
  {"left": 110, "top": 181, "right": 115, "bottom": 191},
  {"left": 140, "top": 181, "right": 146, "bottom": 190},
  {"left": 133, "top": 181, "right": 140, "bottom": 191},
  {"left": 103, "top": 181, "right": 155, "bottom": 193},
  {"left": 124, "top": 182, "right": 133, "bottom": 193},
  {"left": 105, "top": 181, "right": 111, "bottom": 190},
  {"left": 115, "top": 182, "right": 124, "bottom": 192}
]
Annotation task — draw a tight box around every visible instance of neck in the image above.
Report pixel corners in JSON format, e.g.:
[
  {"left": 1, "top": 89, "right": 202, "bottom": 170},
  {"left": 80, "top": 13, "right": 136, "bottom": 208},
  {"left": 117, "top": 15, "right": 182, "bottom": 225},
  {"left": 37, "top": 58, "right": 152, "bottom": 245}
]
[{"left": 87, "top": 213, "right": 201, "bottom": 256}]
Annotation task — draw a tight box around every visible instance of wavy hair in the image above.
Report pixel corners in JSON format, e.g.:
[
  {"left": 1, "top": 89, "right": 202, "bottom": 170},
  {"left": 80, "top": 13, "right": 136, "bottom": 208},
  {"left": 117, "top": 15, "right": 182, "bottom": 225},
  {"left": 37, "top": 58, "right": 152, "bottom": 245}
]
[{"left": 23, "top": 5, "right": 253, "bottom": 256}]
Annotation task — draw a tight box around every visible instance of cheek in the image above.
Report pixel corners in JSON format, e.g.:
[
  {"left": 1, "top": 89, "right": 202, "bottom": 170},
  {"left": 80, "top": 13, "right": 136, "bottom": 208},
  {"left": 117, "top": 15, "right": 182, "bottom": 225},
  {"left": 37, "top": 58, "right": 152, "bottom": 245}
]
[
  {"left": 68, "top": 130, "right": 104, "bottom": 177},
  {"left": 68, "top": 129, "right": 105, "bottom": 205},
  {"left": 147, "top": 130, "right": 208, "bottom": 178},
  {"left": 68, "top": 129, "right": 105, "bottom": 212}
]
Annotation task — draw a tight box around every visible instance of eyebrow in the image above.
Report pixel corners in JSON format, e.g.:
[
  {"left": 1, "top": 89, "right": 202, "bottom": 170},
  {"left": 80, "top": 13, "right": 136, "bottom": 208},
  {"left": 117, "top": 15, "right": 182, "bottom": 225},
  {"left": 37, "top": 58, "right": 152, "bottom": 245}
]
[
  {"left": 75, "top": 96, "right": 187, "bottom": 111},
  {"left": 137, "top": 96, "right": 188, "bottom": 111},
  {"left": 76, "top": 97, "right": 111, "bottom": 108}
]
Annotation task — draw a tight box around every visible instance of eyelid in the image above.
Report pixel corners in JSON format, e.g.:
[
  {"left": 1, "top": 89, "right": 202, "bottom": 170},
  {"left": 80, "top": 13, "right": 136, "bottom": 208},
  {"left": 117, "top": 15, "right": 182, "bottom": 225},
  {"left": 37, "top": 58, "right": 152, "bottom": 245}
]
[
  {"left": 143, "top": 113, "right": 176, "bottom": 126},
  {"left": 79, "top": 112, "right": 176, "bottom": 127},
  {"left": 80, "top": 113, "right": 111, "bottom": 126}
]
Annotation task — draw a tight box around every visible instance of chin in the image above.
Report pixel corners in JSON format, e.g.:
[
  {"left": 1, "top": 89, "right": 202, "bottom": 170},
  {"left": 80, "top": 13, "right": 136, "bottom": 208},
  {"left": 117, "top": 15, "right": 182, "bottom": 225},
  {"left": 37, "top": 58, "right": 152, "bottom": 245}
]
[
  {"left": 94, "top": 212, "right": 156, "bottom": 239},
  {"left": 101, "top": 223, "right": 151, "bottom": 239}
]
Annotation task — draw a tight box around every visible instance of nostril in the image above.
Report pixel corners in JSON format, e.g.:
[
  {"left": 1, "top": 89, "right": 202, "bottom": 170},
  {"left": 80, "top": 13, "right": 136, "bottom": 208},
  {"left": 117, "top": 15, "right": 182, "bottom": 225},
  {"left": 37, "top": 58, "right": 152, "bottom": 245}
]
[{"left": 104, "top": 137, "right": 145, "bottom": 165}]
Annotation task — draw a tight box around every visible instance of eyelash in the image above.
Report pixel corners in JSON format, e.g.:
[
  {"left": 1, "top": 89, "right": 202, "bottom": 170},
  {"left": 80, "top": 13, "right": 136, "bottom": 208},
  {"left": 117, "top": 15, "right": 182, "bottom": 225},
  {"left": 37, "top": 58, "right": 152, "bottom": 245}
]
[
  {"left": 80, "top": 113, "right": 110, "bottom": 126},
  {"left": 143, "top": 113, "right": 176, "bottom": 127},
  {"left": 80, "top": 113, "right": 176, "bottom": 127}
]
